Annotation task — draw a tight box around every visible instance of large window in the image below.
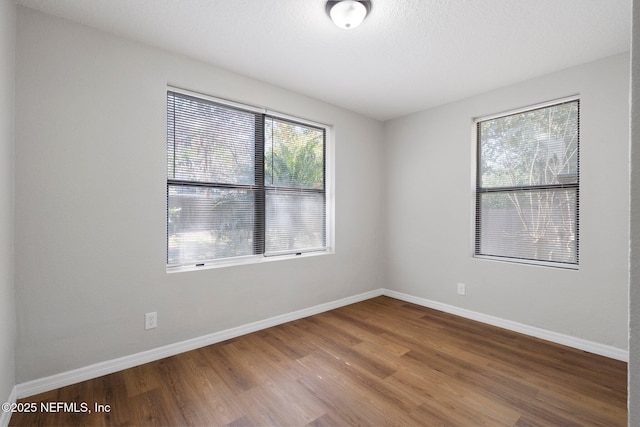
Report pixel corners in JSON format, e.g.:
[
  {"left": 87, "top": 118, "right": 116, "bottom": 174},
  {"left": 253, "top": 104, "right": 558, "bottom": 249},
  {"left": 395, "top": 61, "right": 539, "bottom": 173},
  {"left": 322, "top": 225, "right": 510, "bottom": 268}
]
[
  {"left": 475, "top": 98, "right": 579, "bottom": 267},
  {"left": 167, "top": 89, "right": 329, "bottom": 268}
]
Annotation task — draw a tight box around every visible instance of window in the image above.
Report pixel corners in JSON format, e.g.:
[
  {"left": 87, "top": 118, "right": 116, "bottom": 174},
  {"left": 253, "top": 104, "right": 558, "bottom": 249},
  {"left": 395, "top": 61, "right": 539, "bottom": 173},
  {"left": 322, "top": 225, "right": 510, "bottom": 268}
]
[
  {"left": 475, "top": 98, "right": 579, "bottom": 267},
  {"left": 167, "top": 89, "right": 329, "bottom": 268}
]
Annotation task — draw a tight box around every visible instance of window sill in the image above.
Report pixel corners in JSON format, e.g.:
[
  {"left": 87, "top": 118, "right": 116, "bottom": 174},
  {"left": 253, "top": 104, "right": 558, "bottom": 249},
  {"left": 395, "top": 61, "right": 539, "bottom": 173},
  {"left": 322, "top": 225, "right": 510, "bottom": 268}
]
[
  {"left": 166, "top": 249, "right": 334, "bottom": 274},
  {"left": 473, "top": 254, "right": 579, "bottom": 270}
]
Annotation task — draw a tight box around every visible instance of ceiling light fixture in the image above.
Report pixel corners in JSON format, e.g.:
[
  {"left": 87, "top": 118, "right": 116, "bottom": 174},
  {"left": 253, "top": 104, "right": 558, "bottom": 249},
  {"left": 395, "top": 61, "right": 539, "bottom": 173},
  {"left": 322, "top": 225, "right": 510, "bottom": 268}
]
[{"left": 326, "top": 0, "right": 371, "bottom": 30}]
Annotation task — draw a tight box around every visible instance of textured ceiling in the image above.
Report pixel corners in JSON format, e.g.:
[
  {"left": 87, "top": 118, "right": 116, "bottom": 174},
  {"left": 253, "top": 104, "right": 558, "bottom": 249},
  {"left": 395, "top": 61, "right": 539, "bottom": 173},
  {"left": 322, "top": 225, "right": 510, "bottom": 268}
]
[{"left": 17, "top": 0, "right": 631, "bottom": 121}]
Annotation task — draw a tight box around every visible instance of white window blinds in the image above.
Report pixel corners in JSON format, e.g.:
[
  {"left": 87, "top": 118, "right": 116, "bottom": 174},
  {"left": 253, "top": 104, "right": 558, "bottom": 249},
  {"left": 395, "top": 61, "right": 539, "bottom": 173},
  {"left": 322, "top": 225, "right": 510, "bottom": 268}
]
[
  {"left": 475, "top": 99, "right": 579, "bottom": 266},
  {"left": 265, "top": 117, "right": 326, "bottom": 256},
  {"left": 167, "top": 90, "right": 328, "bottom": 267}
]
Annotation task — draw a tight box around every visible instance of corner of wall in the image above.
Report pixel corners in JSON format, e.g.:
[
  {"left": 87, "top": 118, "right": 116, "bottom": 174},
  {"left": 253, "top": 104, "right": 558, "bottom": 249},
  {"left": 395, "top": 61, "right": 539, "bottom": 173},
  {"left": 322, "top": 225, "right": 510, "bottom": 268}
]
[
  {"left": 629, "top": 1, "right": 640, "bottom": 424},
  {"left": 0, "top": 1, "right": 17, "bottom": 424}
]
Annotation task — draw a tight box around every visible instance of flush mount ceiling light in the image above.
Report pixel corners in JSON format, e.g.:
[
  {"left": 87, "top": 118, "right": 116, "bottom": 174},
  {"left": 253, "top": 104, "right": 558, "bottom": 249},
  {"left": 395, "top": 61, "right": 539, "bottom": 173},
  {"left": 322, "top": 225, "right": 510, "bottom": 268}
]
[{"left": 326, "top": 0, "right": 371, "bottom": 30}]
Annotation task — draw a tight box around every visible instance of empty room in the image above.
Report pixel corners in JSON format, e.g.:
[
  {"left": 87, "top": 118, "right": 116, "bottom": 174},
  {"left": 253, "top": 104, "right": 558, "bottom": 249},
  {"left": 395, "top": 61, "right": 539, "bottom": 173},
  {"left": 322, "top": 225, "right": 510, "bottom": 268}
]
[{"left": 1, "top": 0, "right": 639, "bottom": 426}]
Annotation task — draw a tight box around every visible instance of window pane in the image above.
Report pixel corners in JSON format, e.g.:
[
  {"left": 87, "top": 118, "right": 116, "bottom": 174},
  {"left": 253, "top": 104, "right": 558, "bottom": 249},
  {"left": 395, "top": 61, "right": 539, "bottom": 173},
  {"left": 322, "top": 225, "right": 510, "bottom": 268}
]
[
  {"left": 168, "top": 185, "right": 256, "bottom": 265},
  {"left": 479, "top": 101, "right": 578, "bottom": 188},
  {"left": 477, "top": 188, "right": 578, "bottom": 264},
  {"left": 265, "top": 190, "right": 325, "bottom": 254},
  {"left": 168, "top": 92, "right": 256, "bottom": 185},
  {"left": 265, "top": 118, "right": 324, "bottom": 189}
]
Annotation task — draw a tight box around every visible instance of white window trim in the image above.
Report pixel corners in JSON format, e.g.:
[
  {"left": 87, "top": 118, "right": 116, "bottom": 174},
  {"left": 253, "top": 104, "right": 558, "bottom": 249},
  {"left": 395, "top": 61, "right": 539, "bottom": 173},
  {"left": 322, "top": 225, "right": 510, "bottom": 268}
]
[{"left": 167, "top": 249, "right": 334, "bottom": 274}]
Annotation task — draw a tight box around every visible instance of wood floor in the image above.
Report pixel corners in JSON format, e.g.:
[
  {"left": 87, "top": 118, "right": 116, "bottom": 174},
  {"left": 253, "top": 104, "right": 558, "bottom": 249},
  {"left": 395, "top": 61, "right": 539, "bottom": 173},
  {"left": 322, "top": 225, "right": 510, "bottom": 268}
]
[{"left": 10, "top": 296, "right": 627, "bottom": 426}]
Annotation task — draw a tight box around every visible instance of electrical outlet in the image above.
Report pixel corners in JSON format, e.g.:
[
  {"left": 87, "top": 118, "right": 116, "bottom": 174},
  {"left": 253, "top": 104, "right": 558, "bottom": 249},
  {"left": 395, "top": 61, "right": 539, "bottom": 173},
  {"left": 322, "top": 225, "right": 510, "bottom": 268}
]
[
  {"left": 145, "top": 312, "right": 157, "bottom": 330},
  {"left": 457, "top": 283, "right": 466, "bottom": 296}
]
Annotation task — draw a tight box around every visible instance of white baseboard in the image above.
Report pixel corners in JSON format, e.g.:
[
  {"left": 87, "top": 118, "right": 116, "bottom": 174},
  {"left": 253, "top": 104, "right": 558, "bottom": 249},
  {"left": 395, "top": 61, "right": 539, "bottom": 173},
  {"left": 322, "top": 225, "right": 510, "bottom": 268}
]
[
  {"left": 16, "top": 286, "right": 627, "bottom": 399},
  {"left": 382, "top": 289, "right": 629, "bottom": 362},
  {"left": 16, "top": 289, "right": 383, "bottom": 399},
  {"left": 0, "top": 386, "right": 17, "bottom": 427}
]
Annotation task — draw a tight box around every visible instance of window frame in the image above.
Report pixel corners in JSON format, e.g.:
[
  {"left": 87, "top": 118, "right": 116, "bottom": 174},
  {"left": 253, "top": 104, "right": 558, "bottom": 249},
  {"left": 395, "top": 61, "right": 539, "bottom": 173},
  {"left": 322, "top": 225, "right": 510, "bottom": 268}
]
[
  {"left": 472, "top": 96, "right": 580, "bottom": 269},
  {"left": 166, "top": 87, "right": 334, "bottom": 272}
]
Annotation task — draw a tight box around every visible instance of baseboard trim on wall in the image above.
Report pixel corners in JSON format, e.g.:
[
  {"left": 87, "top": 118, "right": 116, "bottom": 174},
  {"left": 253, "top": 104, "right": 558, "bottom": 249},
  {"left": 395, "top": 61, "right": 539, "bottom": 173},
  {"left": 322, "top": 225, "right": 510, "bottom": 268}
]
[
  {"left": 0, "top": 386, "right": 17, "bottom": 427},
  {"left": 16, "top": 287, "right": 628, "bottom": 399},
  {"left": 16, "top": 289, "right": 383, "bottom": 399},
  {"left": 382, "top": 289, "right": 629, "bottom": 362}
]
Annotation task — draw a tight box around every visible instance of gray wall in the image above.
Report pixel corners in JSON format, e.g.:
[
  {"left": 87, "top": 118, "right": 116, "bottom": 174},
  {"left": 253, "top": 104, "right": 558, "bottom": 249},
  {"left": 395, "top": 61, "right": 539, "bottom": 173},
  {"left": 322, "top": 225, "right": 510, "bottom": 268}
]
[
  {"left": 383, "top": 53, "right": 630, "bottom": 351},
  {"left": 0, "top": 0, "right": 16, "bottom": 409},
  {"left": 629, "top": 1, "right": 639, "bottom": 424},
  {"left": 14, "top": 7, "right": 384, "bottom": 382}
]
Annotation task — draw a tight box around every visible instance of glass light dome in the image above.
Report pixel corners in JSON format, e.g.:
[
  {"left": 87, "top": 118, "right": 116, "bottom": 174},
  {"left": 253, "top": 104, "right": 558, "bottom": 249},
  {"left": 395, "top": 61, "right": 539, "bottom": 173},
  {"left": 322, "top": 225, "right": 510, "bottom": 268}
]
[{"left": 329, "top": 1, "right": 368, "bottom": 29}]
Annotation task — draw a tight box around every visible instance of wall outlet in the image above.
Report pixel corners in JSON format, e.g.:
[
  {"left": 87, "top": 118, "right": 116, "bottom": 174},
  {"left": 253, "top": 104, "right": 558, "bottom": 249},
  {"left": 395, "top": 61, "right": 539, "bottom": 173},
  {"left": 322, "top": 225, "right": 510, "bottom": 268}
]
[
  {"left": 145, "top": 312, "right": 157, "bottom": 330},
  {"left": 457, "top": 283, "right": 466, "bottom": 296}
]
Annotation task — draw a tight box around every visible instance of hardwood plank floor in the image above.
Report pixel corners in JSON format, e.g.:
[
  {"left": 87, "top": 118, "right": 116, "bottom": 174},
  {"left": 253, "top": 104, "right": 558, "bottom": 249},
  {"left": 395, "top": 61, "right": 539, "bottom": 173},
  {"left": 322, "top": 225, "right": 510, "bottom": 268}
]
[{"left": 9, "top": 296, "right": 627, "bottom": 426}]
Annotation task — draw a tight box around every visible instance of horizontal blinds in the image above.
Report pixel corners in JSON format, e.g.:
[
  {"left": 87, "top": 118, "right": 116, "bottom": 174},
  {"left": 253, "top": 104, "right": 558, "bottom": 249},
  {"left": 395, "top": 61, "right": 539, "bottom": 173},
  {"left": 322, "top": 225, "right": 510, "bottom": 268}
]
[
  {"left": 476, "top": 188, "right": 578, "bottom": 264},
  {"left": 264, "top": 117, "right": 326, "bottom": 256},
  {"left": 475, "top": 99, "right": 579, "bottom": 265},
  {"left": 168, "top": 187, "right": 258, "bottom": 264},
  {"left": 168, "top": 92, "right": 257, "bottom": 185},
  {"left": 167, "top": 90, "right": 327, "bottom": 267},
  {"left": 478, "top": 100, "right": 579, "bottom": 189},
  {"left": 167, "top": 91, "right": 263, "bottom": 266}
]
